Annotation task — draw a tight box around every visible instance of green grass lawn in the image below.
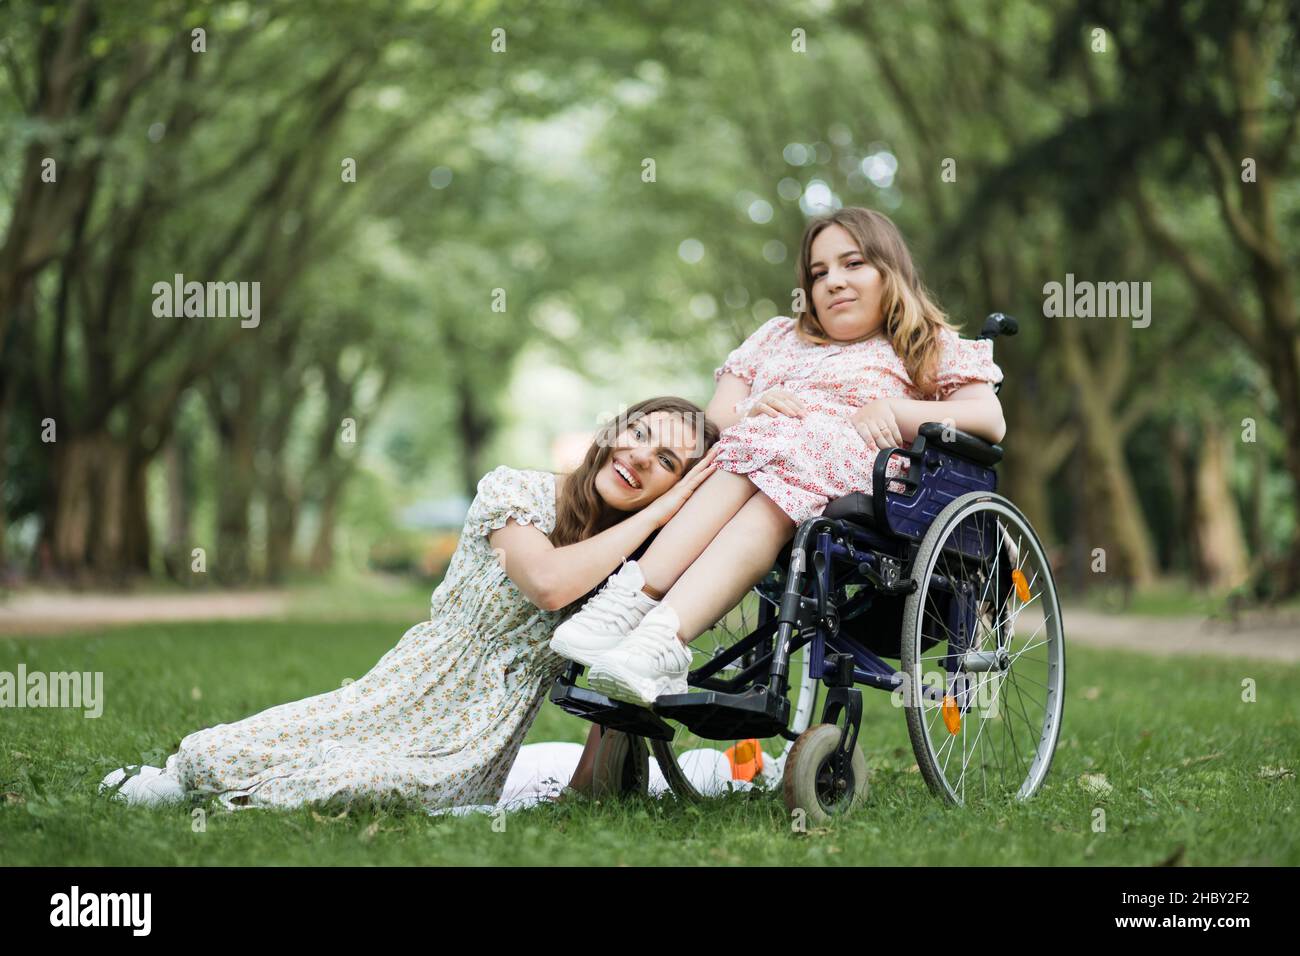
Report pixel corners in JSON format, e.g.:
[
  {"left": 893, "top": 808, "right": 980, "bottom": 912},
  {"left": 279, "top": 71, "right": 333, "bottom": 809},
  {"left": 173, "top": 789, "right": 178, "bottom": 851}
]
[
  {"left": 1078, "top": 577, "right": 1300, "bottom": 620},
  {"left": 1, "top": 617, "right": 1296, "bottom": 866}
]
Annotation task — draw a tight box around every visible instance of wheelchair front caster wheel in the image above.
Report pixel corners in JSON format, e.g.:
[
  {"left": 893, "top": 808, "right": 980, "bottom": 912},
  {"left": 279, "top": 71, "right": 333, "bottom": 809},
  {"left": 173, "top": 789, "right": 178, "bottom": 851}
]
[
  {"left": 783, "top": 723, "right": 869, "bottom": 824},
  {"left": 591, "top": 730, "right": 649, "bottom": 799}
]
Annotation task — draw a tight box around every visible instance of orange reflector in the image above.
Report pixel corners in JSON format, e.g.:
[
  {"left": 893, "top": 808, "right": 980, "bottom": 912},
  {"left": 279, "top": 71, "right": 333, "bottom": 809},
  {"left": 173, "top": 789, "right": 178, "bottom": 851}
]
[
  {"left": 724, "top": 738, "right": 764, "bottom": 782},
  {"left": 1011, "top": 568, "right": 1031, "bottom": 602},
  {"left": 942, "top": 695, "right": 961, "bottom": 734}
]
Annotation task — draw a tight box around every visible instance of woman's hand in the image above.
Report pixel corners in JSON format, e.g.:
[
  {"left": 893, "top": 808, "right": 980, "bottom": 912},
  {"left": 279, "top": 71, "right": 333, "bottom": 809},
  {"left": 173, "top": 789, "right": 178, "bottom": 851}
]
[
  {"left": 851, "top": 398, "right": 905, "bottom": 450},
  {"left": 639, "top": 446, "right": 720, "bottom": 528},
  {"left": 745, "top": 387, "right": 806, "bottom": 419}
]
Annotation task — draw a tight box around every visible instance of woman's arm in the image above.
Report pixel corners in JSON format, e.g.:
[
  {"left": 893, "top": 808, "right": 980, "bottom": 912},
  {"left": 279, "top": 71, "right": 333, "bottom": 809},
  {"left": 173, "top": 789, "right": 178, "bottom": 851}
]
[
  {"left": 489, "top": 512, "right": 660, "bottom": 612},
  {"left": 706, "top": 373, "right": 753, "bottom": 432},
  {"left": 852, "top": 383, "right": 1006, "bottom": 449},
  {"left": 487, "top": 448, "right": 719, "bottom": 611},
  {"left": 890, "top": 383, "right": 1006, "bottom": 444}
]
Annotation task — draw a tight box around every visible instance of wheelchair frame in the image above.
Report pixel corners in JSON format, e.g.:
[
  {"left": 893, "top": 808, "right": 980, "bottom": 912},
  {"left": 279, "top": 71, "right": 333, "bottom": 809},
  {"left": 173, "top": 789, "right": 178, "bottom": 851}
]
[
  {"left": 552, "top": 422, "right": 1001, "bottom": 723},
  {"left": 550, "top": 313, "right": 1053, "bottom": 806}
]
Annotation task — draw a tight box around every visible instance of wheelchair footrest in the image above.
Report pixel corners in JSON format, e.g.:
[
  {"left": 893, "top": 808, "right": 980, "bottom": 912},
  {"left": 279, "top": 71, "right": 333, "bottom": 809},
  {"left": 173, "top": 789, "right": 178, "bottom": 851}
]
[
  {"left": 549, "top": 678, "right": 675, "bottom": 741},
  {"left": 653, "top": 686, "right": 789, "bottom": 742}
]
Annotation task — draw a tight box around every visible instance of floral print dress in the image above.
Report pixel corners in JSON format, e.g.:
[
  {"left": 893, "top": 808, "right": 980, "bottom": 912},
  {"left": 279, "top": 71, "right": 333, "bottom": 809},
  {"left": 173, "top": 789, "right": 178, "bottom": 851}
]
[
  {"left": 712, "top": 316, "right": 1004, "bottom": 523},
  {"left": 163, "top": 466, "right": 569, "bottom": 813}
]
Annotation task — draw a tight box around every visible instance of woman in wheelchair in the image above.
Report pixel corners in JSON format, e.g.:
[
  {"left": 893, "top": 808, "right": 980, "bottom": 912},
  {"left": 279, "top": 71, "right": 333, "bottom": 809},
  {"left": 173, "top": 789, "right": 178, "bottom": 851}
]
[{"left": 551, "top": 207, "right": 1006, "bottom": 706}]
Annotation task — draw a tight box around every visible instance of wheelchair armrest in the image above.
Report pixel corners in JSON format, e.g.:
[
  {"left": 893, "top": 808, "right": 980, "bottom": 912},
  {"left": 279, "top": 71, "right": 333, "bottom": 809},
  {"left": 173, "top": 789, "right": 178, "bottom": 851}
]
[
  {"left": 917, "top": 422, "right": 1003, "bottom": 466},
  {"left": 868, "top": 424, "right": 1004, "bottom": 529}
]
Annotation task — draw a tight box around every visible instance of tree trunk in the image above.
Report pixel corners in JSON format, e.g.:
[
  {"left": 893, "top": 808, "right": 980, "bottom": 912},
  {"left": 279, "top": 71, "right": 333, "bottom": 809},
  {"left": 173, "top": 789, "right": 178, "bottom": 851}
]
[
  {"left": 41, "top": 432, "right": 127, "bottom": 582},
  {"left": 1064, "top": 439, "right": 1093, "bottom": 594},
  {"left": 308, "top": 485, "right": 340, "bottom": 573},
  {"left": 163, "top": 439, "right": 193, "bottom": 581},
  {"left": 1192, "top": 415, "right": 1250, "bottom": 592},
  {"left": 1085, "top": 427, "right": 1158, "bottom": 589},
  {"left": 1231, "top": 23, "right": 1300, "bottom": 597},
  {"left": 215, "top": 432, "right": 255, "bottom": 585},
  {"left": 116, "top": 449, "right": 152, "bottom": 581},
  {"left": 264, "top": 470, "right": 299, "bottom": 584},
  {"left": 1247, "top": 432, "right": 1266, "bottom": 569},
  {"left": 0, "top": 368, "right": 12, "bottom": 570},
  {"left": 1058, "top": 328, "right": 1158, "bottom": 589},
  {"left": 1258, "top": 342, "right": 1300, "bottom": 596},
  {"left": 207, "top": 380, "right": 260, "bottom": 586},
  {"left": 1166, "top": 421, "right": 1197, "bottom": 579},
  {"left": 997, "top": 361, "right": 1071, "bottom": 553},
  {"left": 453, "top": 374, "right": 493, "bottom": 497}
]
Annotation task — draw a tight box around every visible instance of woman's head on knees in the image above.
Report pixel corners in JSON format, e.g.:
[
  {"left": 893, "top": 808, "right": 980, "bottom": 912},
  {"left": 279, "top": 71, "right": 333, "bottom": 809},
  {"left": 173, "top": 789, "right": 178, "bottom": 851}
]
[
  {"left": 794, "top": 206, "right": 958, "bottom": 395},
  {"left": 551, "top": 396, "right": 720, "bottom": 546}
]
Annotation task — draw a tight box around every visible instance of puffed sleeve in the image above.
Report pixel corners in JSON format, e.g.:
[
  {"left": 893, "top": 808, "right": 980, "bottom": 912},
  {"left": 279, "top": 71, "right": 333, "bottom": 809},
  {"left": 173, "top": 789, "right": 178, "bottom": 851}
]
[
  {"left": 714, "top": 316, "right": 793, "bottom": 384},
  {"left": 463, "top": 466, "right": 555, "bottom": 540},
  {"left": 930, "top": 328, "right": 1004, "bottom": 400}
]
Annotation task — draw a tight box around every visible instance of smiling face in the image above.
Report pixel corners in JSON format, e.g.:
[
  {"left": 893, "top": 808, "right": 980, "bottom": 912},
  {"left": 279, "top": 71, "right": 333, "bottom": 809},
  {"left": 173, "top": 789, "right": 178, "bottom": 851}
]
[
  {"left": 592, "top": 410, "right": 700, "bottom": 511},
  {"left": 808, "top": 223, "right": 887, "bottom": 342}
]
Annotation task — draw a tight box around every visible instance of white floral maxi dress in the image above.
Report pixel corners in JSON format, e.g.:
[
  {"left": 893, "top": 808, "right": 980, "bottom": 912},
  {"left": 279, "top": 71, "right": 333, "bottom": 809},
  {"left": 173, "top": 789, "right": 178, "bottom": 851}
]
[{"left": 163, "top": 466, "right": 569, "bottom": 812}]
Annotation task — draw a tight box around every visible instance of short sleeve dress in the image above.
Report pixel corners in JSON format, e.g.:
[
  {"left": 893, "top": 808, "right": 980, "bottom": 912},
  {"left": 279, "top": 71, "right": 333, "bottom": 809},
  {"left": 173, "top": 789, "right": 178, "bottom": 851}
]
[
  {"left": 712, "top": 317, "right": 1003, "bottom": 523},
  {"left": 162, "top": 465, "right": 570, "bottom": 813}
]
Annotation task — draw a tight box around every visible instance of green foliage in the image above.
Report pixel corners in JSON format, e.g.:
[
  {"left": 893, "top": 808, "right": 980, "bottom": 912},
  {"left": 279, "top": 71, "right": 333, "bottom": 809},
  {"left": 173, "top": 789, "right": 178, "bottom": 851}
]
[{"left": 1, "top": 0, "right": 1296, "bottom": 591}]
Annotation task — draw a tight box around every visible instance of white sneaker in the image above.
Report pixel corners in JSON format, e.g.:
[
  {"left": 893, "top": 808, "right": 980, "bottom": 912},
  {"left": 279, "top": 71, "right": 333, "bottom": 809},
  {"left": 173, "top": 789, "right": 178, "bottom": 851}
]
[
  {"left": 100, "top": 764, "right": 161, "bottom": 794},
  {"left": 549, "top": 560, "right": 660, "bottom": 666},
  {"left": 99, "top": 766, "right": 133, "bottom": 794},
  {"left": 587, "top": 603, "right": 692, "bottom": 706},
  {"left": 100, "top": 765, "right": 186, "bottom": 806}
]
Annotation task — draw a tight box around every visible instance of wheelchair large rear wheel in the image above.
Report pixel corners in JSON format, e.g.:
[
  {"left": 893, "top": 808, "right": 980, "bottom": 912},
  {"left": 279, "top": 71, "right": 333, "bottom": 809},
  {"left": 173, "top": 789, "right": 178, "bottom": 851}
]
[
  {"left": 649, "top": 581, "right": 818, "bottom": 800},
  {"left": 901, "top": 492, "right": 1065, "bottom": 805}
]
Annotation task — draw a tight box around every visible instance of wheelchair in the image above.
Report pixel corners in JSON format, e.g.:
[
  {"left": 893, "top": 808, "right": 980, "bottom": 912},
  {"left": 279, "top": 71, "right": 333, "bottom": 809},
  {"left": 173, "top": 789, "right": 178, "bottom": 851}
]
[{"left": 551, "top": 314, "right": 1066, "bottom": 821}]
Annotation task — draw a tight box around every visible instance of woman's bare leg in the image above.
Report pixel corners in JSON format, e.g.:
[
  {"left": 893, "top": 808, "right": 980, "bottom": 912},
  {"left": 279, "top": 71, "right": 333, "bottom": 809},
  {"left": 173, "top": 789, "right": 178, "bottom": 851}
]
[
  {"left": 636, "top": 470, "right": 758, "bottom": 593},
  {"left": 659, "top": 492, "right": 796, "bottom": 640},
  {"left": 564, "top": 724, "right": 603, "bottom": 796}
]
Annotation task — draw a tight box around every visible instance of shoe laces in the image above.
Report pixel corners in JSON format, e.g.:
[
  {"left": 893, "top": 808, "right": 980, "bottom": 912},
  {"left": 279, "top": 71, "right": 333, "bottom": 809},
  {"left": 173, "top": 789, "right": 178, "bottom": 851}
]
[
  {"left": 623, "top": 626, "right": 690, "bottom": 672},
  {"left": 581, "top": 574, "right": 649, "bottom": 630}
]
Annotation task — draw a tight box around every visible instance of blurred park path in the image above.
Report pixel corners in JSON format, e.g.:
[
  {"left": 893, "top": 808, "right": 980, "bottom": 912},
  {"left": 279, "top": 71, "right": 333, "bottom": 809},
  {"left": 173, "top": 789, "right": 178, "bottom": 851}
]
[
  {"left": 0, "top": 590, "right": 290, "bottom": 636},
  {"left": 2, "top": 590, "right": 1297, "bottom": 662},
  {"left": 1061, "top": 608, "right": 1300, "bottom": 664}
]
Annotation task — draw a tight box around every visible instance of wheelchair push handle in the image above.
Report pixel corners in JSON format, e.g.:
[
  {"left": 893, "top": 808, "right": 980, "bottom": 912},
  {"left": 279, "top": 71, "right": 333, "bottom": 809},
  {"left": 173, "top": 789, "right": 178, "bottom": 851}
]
[
  {"left": 977, "top": 312, "right": 1015, "bottom": 396},
  {"left": 978, "top": 312, "right": 1018, "bottom": 340}
]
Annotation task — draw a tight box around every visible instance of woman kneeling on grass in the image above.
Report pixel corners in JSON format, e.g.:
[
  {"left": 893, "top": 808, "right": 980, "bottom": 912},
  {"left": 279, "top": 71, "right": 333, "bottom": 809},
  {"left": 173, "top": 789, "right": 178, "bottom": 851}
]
[{"left": 100, "top": 396, "right": 719, "bottom": 812}]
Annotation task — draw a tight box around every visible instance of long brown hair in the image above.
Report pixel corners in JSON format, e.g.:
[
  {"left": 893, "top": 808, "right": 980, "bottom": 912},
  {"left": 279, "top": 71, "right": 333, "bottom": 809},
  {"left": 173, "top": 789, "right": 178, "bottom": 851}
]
[
  {"left": 550, "top": 396, "right": 720, "bottom": 549},
  {"left": 794, "top": 207, "right": 959, "bottom": 398}
]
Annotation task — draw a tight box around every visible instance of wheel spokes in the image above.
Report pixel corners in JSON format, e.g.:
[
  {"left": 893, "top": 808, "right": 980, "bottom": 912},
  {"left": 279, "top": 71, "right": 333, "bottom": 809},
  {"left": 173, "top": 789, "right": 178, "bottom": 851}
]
[{"left": 908, "top": 500, "right": 1064, "bottom": 805}]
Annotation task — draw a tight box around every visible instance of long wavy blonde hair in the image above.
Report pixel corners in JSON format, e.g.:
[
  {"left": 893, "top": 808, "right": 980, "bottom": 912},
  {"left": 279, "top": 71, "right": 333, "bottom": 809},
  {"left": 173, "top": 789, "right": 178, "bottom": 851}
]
[{"left": 794, "top": 207, "right": 959, "bottom": 398}]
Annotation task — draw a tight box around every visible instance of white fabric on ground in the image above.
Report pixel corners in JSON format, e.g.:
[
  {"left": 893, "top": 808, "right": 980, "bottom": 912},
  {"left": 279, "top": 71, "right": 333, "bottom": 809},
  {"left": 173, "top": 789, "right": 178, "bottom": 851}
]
[
  {"left": 104, "top": 741, "right": 787, "bottom": 816},
  {"left": 431, "top": 742, "right": 786, "bottom": 817}
]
